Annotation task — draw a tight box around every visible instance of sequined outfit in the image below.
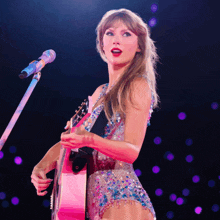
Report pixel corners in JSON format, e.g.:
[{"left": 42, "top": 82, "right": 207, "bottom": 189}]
[{"left": 84, "top": 83, "right": 156, "bottom": 220}]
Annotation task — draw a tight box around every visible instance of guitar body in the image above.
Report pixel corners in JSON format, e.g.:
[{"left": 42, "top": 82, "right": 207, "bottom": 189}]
[{"left": 51, "top": 96, "right": 93, "bottom": 220}]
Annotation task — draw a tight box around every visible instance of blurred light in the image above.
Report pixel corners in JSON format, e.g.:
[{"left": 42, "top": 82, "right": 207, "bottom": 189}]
[
  {"left": 211, "top": 102, "right": 219, "bottom": 110},
  {"left": 178, "top": 112, "right": 186, "bottom": 120},
  {"left": 192, "top": 175, "right": 200, "bottom": 183},
  {"left": 14, "top": 156, "right": 22, "bottom": 165},
  {"left": 149, "top": 17, "right": 157, "bottom": 27},
  {"left": 164, "top": 151, "right": 174, "bottom": 161},
  {"left": 182, "top": 188, "right": 190, "bottom": 196},
  {"left": 208, "top": 180, "right": 215, "bottom": 187},
  {"left": 0, "top": 192, "right": 6, "bottom": 200},
  {"left": 166, "top": 211, "right": 174, "bottom": 219},
  {"left": 11, "top": 197, "right": 19, "bottom": 205},
  {"left": 154, "top": 137, "right": 162, "bottom": 145},
  {"left": 43, "top": 199, "right": 50, "bottom": 208},
  {"left": 195, "top": 206, "right": 202, "bottom": 214},
  {"left": 186, "top": 155, "right": 194, "bottom": 163},
  {"left": 219, "top": 176, "right": 220, "bottom": 180},
  {"left": 169, "top": 194, "right": 177, "bottom": 202},
  {"left": 176, "top": 197, "right": 184, "bottom": 205},
  {"left": 212, "top": 204, "right": 219, "bottom": 212},
  {"left": 151, "top": 4, "right": 158, "bottom": 13},
  {"left": 135, "top": 169, "right": 142, "bottom": 177},
  {"left": 185, "top": 138, "right": 193, "bottom": 146},
  {"left": 9, "top": 146, "right": 17, "bottom": 153},
  {"left": 0, "top": 151, "right": 4, "bottom": 159},
  {"left": 155, "top": 188, "right": 163, "bottom": 196},
  {"left": 152, "top": 166, "right": 160, "bottom": 174},
  {"left": 1, "top": 201, "right": 9, "bottom": 208}
]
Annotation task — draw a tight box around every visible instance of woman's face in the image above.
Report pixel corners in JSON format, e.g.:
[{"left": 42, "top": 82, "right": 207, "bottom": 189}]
[{"left": 102, "top": 21, "right": 140, "bottom": 67}]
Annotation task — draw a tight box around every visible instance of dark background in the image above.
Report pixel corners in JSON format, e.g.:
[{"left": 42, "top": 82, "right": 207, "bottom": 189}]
[{"left": 0, "top": 0, "right": 219, "bottom": 219}]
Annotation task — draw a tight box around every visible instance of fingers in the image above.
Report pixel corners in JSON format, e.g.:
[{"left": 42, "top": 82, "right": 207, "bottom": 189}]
[{"left": 64, "top": 121, "right": 71, "bottom": 130}]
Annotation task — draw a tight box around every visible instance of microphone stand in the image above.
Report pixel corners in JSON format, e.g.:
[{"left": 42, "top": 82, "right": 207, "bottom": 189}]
[{"left": 0, "top": 72, "right": 41, "bottom": 151}]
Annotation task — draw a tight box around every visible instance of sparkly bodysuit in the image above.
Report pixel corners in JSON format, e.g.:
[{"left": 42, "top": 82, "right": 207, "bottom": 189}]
[{"left": 83, "top": 82, "right": 156, "bottom": 220}]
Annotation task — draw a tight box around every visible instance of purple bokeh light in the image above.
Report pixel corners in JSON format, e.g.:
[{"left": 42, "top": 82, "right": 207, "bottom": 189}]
[
  {"left": 151, "top": 4, "right": 158, "bottom": 13},
  {"left": 166, "top": 211, "right": 174, "bottom": 219},
  {"left": 11, "top": 197, "right": 19, "bottom": 205},
  {"left": 186, "top": 155, "right": 194, "bottom": 163},
  {"left": 135, "top": 169, "right": 142, "bottom": 177},
  {"left": 211, "top": 102, "right": 219, "bottom": 110},
  {"left": 212, "top": 204, "right": 219, "bottom": 212},
  {"left": 195, "top": 206, "right": 202, "bottom": 214},
  {"left": 155, "top": 188, "right": 163, "bottom": 196},
  {"left": 154, "top": 136, "right": 161, "bottom": 145},
  {"left": 208, "top": 180, "right": 215, "bottom": 187},
  {"left": 14, "top": 156, "right": 22, "bottom": 165},
  {"left": 178, "top": 112, "right": 186, "bottom": 120},
  {"left": 192, "top": 175, "right": 200, "bottom": 183},
  {"left": 9, "top": 146, "right": 17, "bottom": 153},
  {"left": 149, "top": 17, "right": 157, "bottom": 27},
  {"left": 182, "top": 188, "right": 190, "bottom": 196},
  {"left": 152, "top": 166, "right": 160, "bottom": 174},
  {"left": 185, "top": 138, "right": 193, "bottom": 146},
  {"left": 176, "top": 197, "right": 184, "bottom": 205},
  {"left": 0, "top": 151, "right": 4, "bottom": 159},
  {"left": 167, "top": 153, "right": 174, "bottom": 161},
  {"left": 0, "top": 192, "right": 6, "bottom": 200},
  {"left": 169, "top": 194, "right": 177, "bottom": 202}
]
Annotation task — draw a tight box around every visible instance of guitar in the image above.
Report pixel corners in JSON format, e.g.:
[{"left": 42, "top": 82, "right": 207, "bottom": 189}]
[{"left": 50, "top": 96, "right": 93, "bottom": 220}]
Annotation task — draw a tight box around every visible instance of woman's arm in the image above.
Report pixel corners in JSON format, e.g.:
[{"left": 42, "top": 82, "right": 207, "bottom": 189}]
[{"left": 34, "top": 141, "right": 61, "bottom": 174}]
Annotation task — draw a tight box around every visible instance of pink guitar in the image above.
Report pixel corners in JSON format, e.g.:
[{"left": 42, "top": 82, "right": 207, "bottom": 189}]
[{"left": 50, "top": 96, "right": 93, "bottom": 220}]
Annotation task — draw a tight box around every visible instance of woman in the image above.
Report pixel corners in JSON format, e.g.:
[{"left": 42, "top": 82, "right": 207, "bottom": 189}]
[{"left": 31, "top": 8, "right": 160, "bottom": 220}]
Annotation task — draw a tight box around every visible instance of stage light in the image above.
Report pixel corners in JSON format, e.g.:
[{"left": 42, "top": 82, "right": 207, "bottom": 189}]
[
  {"left": 169, "top": 194, "right": 177, "bottom": 202},
  {"left": 176, "top": 197, "right": 184, "bottom": 205},
  {"left": 185, "top": 155, "right": 194, "bottom": 163},
  {"left": 166, "top": 211, "right": 174, "bottom": 219},
  {"left": 152, "top": 166, "right": 160, "bottom": 174},
  {"left": 182, "top": 188, "right": 190, "bottom": 196},
  {"left": 0, "top": 151, "right": 4, "bottom": 159},
  {"left": 192, "top": 175, "right": 200, "bottom": 183},
  {"left": 135, "top": 169, "right": 142, "bottom": 177},
  {"left": 195, "top": 206, "right": 202, "bottom": 214},
  {"left": 154, "top": 136, "right": 161, "bottom": 145},
  {"left": 211, "top": 102, "right": 219, "bottom": 110},
  {"left": 0, "top": 192, "right": 6, "bottom": 200},
  {"left": 151, "top": 4, "right": 158, "bottom": 13},
  {"left": 155, "top": 188, "right": 163, "bottom": 196},
  {"left": 9, "top": 146, "right": 17, "bottom": 153},
  {"left": 178, "top": 112, "right": 186, "bottom": 120},
  {"left": 1, "top": 200, "right": 9, "bottom": 208},
  {"left": 208, "top": 180, "right": 215, "bottom": 187},
  {"left": 167, "top": 152, "right": 174, "bottom": 161},
  {"left": 185, "top": 138, "right": 193, "bottom": 146},
  {"left": 149, "top": 17, "right": 157, "bottom": 27},
  {"left": 14, "top": 156, "right": 22, "bottom": 165},
  {"left": 11, "top": 197, "right": 19, "bottom": 205},
  {"left": 43, "top": 199, "right": 50, "bottom": 208},
  {"left": 212, "top": 204, "right": 219, "bottom": 212}
]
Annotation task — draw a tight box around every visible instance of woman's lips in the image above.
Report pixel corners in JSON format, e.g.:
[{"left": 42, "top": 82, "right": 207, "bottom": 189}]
[{"left": 112, "top": 52, "right": 122, "bottom": 57}]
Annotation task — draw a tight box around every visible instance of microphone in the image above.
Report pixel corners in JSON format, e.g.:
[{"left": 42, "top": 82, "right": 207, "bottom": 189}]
[{"left": 19, "top": 49, "right": 56, "bottom": 79}]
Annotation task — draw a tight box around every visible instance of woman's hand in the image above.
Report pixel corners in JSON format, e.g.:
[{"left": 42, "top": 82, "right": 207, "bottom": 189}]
[
  {"left": 60, "top": 123, "right": 94, "bottom": 149},
  {"left": 31, "top": 167, "right": 53, "bottom": 196}
]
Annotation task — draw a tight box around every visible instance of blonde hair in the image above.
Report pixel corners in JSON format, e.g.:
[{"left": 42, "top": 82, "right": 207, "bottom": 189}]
[{"left": 96, "top": 8, "right": 160, "bottom": 124}]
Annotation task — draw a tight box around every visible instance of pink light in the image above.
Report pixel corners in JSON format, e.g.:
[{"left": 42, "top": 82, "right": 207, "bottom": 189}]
[
  {"left": 0, "top": 151, "right": 4, "bottom": 159},
  {"left": 195, "top": 206, "right": 202, "bottom": 214},
  {"left": 14, "top": 156, "right": 22, "bottom": 165},
  {"left": 169, "top": 194, "right": 177, "bottom": 202},
  {"left": 155, "top": 188, "right": 163, "bottom": 196},
  {"left": 178, "top": 112, "right": 186, "bottom": 120},
  {"left": 176, "top": 197, "right": 184, "bottom": 205},
  {"left": 192, "top": 175, "right": 200, "bottom": 183}
]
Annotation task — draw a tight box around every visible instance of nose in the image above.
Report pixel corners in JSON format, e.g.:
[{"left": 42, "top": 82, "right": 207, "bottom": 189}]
[{"left": 113, "top": 35, "right": 121, "bottom": 45}]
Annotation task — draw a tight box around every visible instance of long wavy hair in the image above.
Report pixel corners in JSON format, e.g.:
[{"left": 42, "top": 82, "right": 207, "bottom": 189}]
[{"left": 96, "top": 8, "right": 160, "bottom": 125}]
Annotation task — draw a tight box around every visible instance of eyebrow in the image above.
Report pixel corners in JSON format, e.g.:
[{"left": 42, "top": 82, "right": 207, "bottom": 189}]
[{"left": 106, "top": 28, "right": 131, "bottom": 32}]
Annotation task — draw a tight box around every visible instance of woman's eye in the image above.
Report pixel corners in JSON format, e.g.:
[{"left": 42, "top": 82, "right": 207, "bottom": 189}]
[
  {"left": 123, "top": 32, "right": 131, "bottom": 37},
  {"left": 106, "top": 31, "right": 113, "bottom": 36}
]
